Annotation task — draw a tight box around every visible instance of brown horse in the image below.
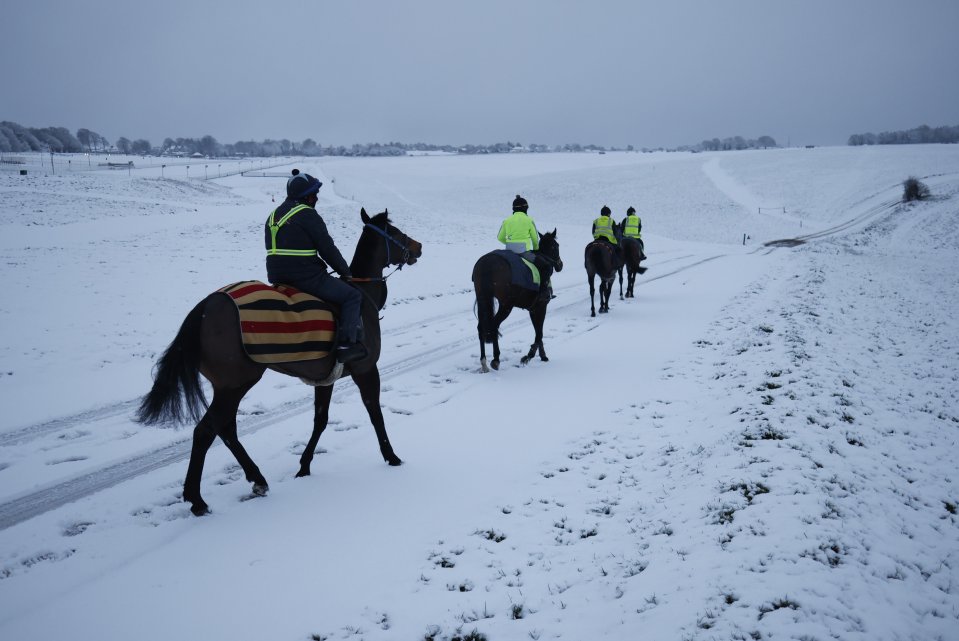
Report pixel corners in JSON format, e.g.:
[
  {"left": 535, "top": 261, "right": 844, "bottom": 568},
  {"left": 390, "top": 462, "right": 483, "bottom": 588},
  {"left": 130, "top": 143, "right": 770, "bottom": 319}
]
[
  {"left": 472, "top": 231, "right": 563, "bottom": 372},
  {"left": 619, "top": 237, "right": 648, "bottom": 298},
  {"left": 585, "top": 239, "right": 622, "bottom": 316},
  {"left": 136, "top": 209, "right": 422, "bottom": 516}
]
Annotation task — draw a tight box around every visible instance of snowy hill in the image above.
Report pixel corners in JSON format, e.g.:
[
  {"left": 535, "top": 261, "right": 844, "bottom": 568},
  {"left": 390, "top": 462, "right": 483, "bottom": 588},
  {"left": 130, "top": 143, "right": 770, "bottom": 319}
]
[{"left": 0, "top": 146, "right": 957, "bottom": 640}]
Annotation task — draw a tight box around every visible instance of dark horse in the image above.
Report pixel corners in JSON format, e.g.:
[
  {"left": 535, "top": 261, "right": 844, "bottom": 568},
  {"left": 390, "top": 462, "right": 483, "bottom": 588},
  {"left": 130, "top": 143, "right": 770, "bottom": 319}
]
[
  {"left": 619, "top": 236, "right": 648, "bottom": 298},
  {"left": 136, "top": 209, "right": 422, "bottom": 516},
  {"left": 472, "top": 230, "right": 563, "bottom": 372},
  {"left": 585, "top": 238, "right": 621, "bottom": 316}
]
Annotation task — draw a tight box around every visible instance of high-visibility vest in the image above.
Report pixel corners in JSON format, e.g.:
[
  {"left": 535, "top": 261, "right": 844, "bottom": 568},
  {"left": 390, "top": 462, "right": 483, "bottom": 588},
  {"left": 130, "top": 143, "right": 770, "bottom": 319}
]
[
  {"left": 623, "top": 214, "right": 642, "bottom": 239},
  {"left": 593, "top": 215, "right": 617, "bottom": 244},
  {"left": 267, "top": 204, "right": 317, "bottom": 257},
  {"left": 497, "top": 211, "right": 540, "bottom": 251}
]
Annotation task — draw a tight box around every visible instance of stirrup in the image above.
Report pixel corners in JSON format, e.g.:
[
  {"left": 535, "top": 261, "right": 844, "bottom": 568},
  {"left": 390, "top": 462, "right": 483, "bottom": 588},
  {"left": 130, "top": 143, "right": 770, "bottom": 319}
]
[{"left": 336, "top": 342, "right": 368, "bottom": 363}]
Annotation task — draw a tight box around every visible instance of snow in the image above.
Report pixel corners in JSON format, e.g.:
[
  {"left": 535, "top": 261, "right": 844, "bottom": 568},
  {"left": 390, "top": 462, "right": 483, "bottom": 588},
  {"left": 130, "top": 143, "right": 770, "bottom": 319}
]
[{"left": 1, "top": 146, "right": 958, "bottom": 640}]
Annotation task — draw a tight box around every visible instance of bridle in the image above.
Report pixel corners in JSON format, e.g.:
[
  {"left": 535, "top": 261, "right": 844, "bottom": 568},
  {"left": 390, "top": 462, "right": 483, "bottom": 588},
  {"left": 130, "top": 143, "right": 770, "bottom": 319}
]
[
  {"left": 347, "top": 222, "right": 414, "bottom": 283},
  {"left": 535, "top": 238, "right": 562, "bottom": 269}
]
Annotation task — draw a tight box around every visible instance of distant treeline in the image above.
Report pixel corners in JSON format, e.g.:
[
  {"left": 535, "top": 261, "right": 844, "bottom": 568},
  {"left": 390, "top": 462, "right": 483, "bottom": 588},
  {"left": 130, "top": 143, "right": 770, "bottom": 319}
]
[
  {"left": 2, "top": 119, "right": 787, "bottom": 158},
  {"left": 0, "top": 120, "right": 619, "bottom": 158},
  {"left": 848, "top": 124, "right": 959, "bottom": 146},
  {"left": 679, "top": 135, "right": 778, "bottom": 152}
]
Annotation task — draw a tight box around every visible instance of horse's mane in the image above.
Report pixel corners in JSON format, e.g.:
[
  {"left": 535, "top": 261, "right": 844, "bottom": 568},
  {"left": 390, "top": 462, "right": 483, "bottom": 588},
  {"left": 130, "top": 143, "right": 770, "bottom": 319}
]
[{"left": 369, "top": 211, "right": 391, "bottom": 227}]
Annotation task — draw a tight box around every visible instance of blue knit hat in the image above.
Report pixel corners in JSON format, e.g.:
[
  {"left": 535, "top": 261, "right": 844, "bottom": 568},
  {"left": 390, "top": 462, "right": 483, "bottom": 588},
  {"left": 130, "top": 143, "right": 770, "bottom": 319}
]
[{"left": 287, "top": 169, "right": 322, "bottom": 199}]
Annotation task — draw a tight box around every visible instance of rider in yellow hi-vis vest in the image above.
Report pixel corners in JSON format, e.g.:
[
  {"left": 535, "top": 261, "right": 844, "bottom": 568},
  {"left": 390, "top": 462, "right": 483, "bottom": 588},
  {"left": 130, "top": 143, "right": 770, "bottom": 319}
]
[
  {"left": 497, "top": 194, "right": 551, "bottom": 302},
  {"left": 592, "top": 205, "right": 623, "bottom": 263},
  {"left": 265, "top": 169, "right": 366, "bottom": 363},
  {"left": 620, "top": 206, "right": 647, "bottom": 261}
]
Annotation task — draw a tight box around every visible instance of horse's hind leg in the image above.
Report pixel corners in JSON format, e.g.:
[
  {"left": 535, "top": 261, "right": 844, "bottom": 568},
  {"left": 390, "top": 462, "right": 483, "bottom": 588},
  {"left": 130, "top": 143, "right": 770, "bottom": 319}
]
[
  {"left": 589, "top": 274, "right": 597, "bottom": 317},
  {"left": 478, "top": 330, "right": 489, "bottom": 373},
  {"left": 297, "top": 383, "right": 335, "bottom": 477},
  {"left": 181, "top": 385, "right": 264, "bottom": 516},
  {"left": 213, "top": 386, "right": 269, "bottom": 496},
  {"left": 183, "top": 415, "right": 217, "bottom": 516},
  {"left": 351, "top": 367, "right": 402, "bottom": 466},
  {"left": 490, "top": 303, "right": 511, "bottom": 370}
]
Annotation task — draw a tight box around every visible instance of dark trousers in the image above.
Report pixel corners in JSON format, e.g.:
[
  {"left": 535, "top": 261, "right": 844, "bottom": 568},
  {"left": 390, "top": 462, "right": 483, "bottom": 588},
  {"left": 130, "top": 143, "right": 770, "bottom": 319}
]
[{"left": 279, "top": 273, "right": 363, "bottom": 343}]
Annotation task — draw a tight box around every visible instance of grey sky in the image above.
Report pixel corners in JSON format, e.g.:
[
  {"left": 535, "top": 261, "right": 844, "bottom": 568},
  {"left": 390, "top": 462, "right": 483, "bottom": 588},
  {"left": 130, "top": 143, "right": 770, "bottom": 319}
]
[{"left": 6, "top": 0, "right": 958, "bottom": 149}]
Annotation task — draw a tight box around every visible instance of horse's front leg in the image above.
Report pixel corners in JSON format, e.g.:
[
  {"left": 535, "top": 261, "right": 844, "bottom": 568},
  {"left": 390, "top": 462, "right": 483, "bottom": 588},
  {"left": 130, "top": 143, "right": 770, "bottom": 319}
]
[
  {"left": 521, "top": 305, "right": 549, "bottom": 364},
  {"left": 351, "top": 367, "right": 402, "bottom": 466},
  {"left": 618, "top": 267, "right": 624, "bottom": 299},
  {"left": 297, "top": 383, "right": 335, "bottom": 477}
]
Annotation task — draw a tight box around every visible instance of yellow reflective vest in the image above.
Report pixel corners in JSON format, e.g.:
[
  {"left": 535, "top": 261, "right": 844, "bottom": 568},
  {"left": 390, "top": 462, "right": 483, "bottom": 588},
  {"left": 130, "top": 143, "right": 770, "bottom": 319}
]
[
  {"left": 592, "top": 215, "right": 617, "bottom": 243},
  {"left": 267, "top": 204, "right": 316, "bottom": 256},
  {"left": 497, "top": 211, "right": 540, "bottom": 251},
  {"left": 623, "top": 214, "right": 642, "bottom": 239}
]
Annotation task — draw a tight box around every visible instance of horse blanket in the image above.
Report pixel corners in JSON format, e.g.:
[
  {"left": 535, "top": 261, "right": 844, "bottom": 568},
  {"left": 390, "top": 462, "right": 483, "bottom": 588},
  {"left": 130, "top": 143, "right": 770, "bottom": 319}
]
[
  {"left": 491, "top": 249, "right": 540, "bottom": 291},
  {"left": 218, "top": 281, "right": 336, "bottom": 364}
]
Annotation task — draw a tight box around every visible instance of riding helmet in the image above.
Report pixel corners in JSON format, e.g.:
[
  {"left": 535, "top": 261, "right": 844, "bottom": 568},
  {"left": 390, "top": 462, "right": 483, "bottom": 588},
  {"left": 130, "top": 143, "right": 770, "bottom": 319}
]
[
  {"left": 600, "top": 205, "right": 611, "bottom": 216},
  {"left": 627, "top": 206, "right": 636, "bottom": 215},
  {"left": 287, "top": 169, "right": 323, "bottom": 199},
  {"left": 513, "top": 194, "right": 529, "bottom": 211}
]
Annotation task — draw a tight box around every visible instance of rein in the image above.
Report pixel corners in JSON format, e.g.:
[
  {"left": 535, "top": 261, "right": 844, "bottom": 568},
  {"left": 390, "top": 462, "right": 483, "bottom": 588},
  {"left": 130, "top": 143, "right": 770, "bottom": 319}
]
[{"left": 364, "top": 222, "right": 412, "bottom": 268}]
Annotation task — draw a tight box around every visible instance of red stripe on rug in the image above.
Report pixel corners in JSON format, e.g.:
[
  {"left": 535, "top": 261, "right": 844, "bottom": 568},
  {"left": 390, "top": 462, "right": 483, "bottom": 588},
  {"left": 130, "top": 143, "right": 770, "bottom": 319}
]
[
  {"left": 228, "top": 282, "right": 276, "bottom": 300},
  {"left": 240, "top": 320, "right": 335, "bottom": 334}
]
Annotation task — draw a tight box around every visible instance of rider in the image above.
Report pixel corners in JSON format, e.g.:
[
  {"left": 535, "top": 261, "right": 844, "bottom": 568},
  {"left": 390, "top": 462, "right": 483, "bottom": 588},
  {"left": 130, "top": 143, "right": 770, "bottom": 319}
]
[
  {"left": 265, "top": 169, "right": 366, "bottom": 363},
  {"left": 620, "top": 206, "right": 647, "bottom": 261},
  {"left": 592, "top": 205, "right": 623, "bottom": 263},
  {"left": 497, "top": 194, "right": 551, "bottom": 303}
]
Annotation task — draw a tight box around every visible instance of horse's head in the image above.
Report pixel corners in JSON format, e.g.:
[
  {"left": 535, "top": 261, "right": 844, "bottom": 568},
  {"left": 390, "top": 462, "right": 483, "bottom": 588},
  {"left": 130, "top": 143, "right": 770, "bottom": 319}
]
[
  {"left": 538, "top": 229, "right": 563, "bottom": 272},
  {"left": 360, "top": 208, "right": 423, "bottom": 268}
]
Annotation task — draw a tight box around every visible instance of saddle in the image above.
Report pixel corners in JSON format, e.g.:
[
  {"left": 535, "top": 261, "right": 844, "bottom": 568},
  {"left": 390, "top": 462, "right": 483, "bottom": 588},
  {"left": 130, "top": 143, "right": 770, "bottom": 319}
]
[
  {"left": 490, "top": 249, "right": 540, "bottom": 291},
  {"left": 218, "top": 281, "right": 337, "bottom": 364}
]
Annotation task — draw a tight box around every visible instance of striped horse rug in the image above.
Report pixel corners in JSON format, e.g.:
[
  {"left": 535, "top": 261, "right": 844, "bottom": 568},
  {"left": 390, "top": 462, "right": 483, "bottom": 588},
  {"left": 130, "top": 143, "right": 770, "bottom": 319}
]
[{"left": 218, "top": 281, "right": 337, "bottom": 364}]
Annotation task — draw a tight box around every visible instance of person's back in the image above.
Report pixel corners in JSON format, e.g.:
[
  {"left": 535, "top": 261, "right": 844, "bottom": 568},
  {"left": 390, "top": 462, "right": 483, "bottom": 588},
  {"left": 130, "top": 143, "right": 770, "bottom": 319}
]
[
  {"left": 497, "top": 195, "right": 540, "bottom": 254},
  {"left": 496, "top": 194, "right": 551, "bottom": 303},
  {"left": 592, "top": 205, "right": 617, "bottom": 244},
  {"left": 619, "top": 206, "right": 647, "bottom": 261},
  {"left": 264, "top": 169, "right": 366, "bottom": 363}
]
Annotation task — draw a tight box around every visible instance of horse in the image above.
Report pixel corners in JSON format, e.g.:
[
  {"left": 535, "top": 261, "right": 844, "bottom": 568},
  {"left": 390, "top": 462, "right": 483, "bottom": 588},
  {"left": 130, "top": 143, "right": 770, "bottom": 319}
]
[
  {"left": 585, "top": 238, "right": 621, "bottom": 316},
  {"left": 135, "top": 209, "right": 422, "bottom": 516},
  {"left": 619, "top": 236, "right": 648, "bottom": 298},
  {"left": 472, "top": 230, "right": 563, "bottom": 372}
]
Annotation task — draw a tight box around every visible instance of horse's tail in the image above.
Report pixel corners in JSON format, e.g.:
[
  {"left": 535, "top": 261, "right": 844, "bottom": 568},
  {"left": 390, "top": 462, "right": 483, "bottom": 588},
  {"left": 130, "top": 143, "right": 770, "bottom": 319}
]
[
  {"left": 474, "top": 261, "right": 497, "bottom": 344},
  {"left": 136, "top": 298, "right": 208, "bottom": 426}
]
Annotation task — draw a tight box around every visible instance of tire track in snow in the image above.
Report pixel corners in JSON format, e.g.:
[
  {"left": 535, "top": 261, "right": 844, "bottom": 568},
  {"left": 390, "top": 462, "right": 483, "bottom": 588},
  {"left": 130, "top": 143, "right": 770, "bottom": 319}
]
[{"left": 0, "top": 252, "right": 729, "bottom": 530}]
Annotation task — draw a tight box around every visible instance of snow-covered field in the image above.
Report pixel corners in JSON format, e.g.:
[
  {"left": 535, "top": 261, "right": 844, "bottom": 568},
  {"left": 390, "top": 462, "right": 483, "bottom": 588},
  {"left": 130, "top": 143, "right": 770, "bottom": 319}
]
[{"left": 0, "top": 146, "right": 957, "bottom": 640}]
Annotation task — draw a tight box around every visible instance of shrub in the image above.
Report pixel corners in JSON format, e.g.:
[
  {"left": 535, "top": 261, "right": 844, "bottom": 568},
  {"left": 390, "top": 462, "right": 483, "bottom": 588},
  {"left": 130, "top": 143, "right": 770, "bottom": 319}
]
[{"left": 903, "top": 177, "right": 930, "bottom": 202}]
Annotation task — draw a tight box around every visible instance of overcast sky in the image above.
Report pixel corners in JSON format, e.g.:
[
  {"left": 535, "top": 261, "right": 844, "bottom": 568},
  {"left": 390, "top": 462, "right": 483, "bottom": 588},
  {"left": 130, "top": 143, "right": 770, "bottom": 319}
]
[{"left": 6, "top": 0, "right": 958, "bottom": 149}]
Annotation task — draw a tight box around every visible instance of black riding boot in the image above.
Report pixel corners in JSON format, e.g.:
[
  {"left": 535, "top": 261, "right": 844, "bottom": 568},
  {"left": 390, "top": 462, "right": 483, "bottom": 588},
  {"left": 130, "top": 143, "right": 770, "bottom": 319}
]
[
  {"left": 535, "top": 264, "right": 553, "bottom": 304},
  {"left": 336, "top": 324, "right": 368, "bottom": 363}
]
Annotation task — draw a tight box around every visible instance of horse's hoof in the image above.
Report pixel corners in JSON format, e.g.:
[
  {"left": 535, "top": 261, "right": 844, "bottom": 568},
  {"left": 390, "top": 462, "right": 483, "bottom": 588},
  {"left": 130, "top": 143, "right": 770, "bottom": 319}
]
[
  {"left": 591, "top": 311, "right": 596, "bottom": 317},
  {"left": 386, "top": 455, "right": 403, "bottom": 466},
  {"left": 491, "top": 360, "right": 500, "bottom": 370},
  {"left": 252, "top": 483, "right": 269, "bottom": 497},
  {"left": 190, "top": 502, "right": 210, "bottom": 517},
  {"left": 295, "top": 467, "right": 311, "bottom": 478},
  {"left": 540, "top": 355, "right": 549, "bottom": 362},
  {"left": 520, "top": 356, "right": 530, "bottom": 365},
  {"left": 480, "top": 358, "right": 490, "bottom": 373}
]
